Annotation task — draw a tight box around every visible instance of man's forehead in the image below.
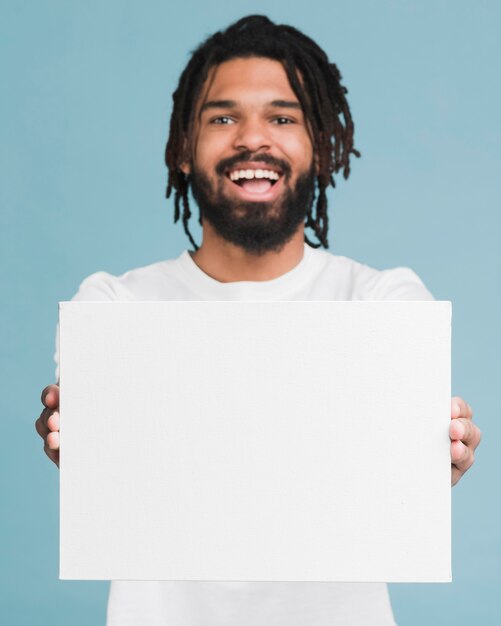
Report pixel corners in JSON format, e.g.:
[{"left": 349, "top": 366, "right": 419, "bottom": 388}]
[{"left": 196, "top": 57, "right": 302, "bottom": 111}]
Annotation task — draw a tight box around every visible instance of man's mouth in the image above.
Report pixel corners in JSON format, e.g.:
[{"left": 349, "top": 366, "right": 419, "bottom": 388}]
[{"left": 225, "top": 164, "right": 284, "bottom": 199}]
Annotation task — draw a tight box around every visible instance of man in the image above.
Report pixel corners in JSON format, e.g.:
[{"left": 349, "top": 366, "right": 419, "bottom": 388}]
[{"left": 35, "top": 14, "right": 481, "bottom": 626}]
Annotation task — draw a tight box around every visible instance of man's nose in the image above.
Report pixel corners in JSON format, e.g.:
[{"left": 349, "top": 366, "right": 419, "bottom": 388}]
[{"left": 232, "top": 117, "right": 271, "bottom": 152}]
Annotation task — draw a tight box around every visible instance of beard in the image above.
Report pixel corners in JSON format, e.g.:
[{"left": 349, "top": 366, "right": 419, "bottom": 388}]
[{"left": 189, "top": 155, "right": 316, "bottom": 256}]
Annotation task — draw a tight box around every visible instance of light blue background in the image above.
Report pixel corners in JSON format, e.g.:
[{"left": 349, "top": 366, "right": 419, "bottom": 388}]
[{"left": 1, "top": 1, "right": 499, "bottom": 624}]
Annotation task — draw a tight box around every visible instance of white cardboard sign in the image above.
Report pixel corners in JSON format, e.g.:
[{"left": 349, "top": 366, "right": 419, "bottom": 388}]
[{"left": 59, "top": 301, "right": 451, "bottom": 582}]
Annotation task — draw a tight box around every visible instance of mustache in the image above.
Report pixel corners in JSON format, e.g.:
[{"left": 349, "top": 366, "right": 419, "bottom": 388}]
[{"left": 215, "top": 151, "right": 292, "bottom": 179}]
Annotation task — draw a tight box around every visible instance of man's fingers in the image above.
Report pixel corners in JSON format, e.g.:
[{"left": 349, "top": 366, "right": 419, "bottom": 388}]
[
  {"left": 451, "top": 396, "right": 472, "bottom": 420},
  {"left": 35, "top": 406, "right": 60, "bottom": 434},
  {"left": 46, "top": 431, "right": 60, "bottom": 451},
  {"left": 41, "top": 384, "right": 59, "bottom": 409},
  {"left": 449, "top": 417, "right": 482, "bottom": 448},
  {"left": 35, "top": 407, "right": 51, "bottom": 438},
  {"left": 47, "top": 411, "right": 60, "bottom": 432},
  {"left": 449, "top": 417, "right": 469, "bottom": 440},
  {"left": 38, "top": 384, "right": 61, "bottom": 468},
  {"left": 451, "top": 440, "right": 475, "bottom": 472},
  {"left": 449, "top": 396, "right": 480, "bottom": 486},
  {"left": 35, "top": 415, "right": 47, "bottom": 439},
  {"left": 35, "top": 410, "right": 60, "bottom": 460}
]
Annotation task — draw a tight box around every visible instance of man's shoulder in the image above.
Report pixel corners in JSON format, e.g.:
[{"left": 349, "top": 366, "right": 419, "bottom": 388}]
[
  {"left": 70, "top": 254, "right": 187, "bottom": 302},
  {"left": 311, "top": 247, "right": 435, "bottom": 301}
]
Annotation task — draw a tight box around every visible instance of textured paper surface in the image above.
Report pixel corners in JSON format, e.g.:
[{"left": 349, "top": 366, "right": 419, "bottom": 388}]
[{"left": 59, "top": 301, "right": 451, "bottom": 582}]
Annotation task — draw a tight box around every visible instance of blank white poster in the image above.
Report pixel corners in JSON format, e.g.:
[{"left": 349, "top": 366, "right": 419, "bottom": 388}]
[{"left": 59, "top": 301, "right": 451, "bottom": 582}]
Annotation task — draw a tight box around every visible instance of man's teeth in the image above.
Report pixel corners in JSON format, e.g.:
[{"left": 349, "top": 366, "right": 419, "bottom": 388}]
[{"left": 229, "top": 169, "right": 280, "bottom": 182}]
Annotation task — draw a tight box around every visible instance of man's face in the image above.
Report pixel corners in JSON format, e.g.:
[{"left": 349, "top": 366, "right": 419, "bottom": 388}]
[{"left": 181, "top": 56, "right": 316, "bottom": 255}]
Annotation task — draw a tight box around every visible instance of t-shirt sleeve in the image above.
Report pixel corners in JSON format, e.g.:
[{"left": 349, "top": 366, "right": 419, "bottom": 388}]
[
  {"left": 364, "top": 266, "right": 435, "bottom": 301},
  {"left": 53, "top": 271, "right": 135, "bottom": 382}
]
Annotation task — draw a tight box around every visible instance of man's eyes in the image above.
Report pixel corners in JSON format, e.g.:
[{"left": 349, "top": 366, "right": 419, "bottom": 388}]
[
  {"left": 211, "top": 116, "right": 235, "bottom": 125},
  {"left": 209, "top": 116, "right": 295, "bottom": 125},
  {"left": 272, "top": 117, "right": 294, "bottom": 125}
]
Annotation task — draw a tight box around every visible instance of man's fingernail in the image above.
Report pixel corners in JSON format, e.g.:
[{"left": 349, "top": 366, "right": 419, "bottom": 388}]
[{"left": 454, "top": 403, "right": 460, "bottom": 415}]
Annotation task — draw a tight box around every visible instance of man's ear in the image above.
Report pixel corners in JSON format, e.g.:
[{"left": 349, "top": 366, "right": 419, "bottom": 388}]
[
  {"left": 179, "top": 136, "right": 192, "bottom": 175},
  {"left": 179, "top": 160, "right": 191, "bottom": 176}
]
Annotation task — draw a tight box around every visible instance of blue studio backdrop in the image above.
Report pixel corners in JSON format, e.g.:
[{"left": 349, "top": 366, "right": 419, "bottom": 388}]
[{"left": 1, "top": 1, "right": 499, "bottom": 624}]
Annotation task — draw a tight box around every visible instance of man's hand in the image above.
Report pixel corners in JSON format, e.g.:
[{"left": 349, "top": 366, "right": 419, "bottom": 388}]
[
  {"left": 450, "top": 396, "right": 481, "bottom": 486},
  {"left": 35, "top": 384, "right": 60, "bottom": 468}
]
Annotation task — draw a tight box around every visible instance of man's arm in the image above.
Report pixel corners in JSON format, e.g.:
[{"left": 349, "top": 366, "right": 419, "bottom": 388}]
[{"left": 450, "top": 396, "right": 481, "bottom": 486}]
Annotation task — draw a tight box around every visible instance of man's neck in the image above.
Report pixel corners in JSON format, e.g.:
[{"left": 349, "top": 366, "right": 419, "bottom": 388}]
[{"left": 190, "top": 223, "right": 306, "bottom": 283}]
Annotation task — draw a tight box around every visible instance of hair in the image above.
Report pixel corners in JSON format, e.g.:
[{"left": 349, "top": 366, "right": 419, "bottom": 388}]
[{"left": 165, "top": 14, "right": 360, "bottom": 250}]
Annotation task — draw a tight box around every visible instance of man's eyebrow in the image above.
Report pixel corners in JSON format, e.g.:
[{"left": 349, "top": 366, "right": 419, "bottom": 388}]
[
  {"left": 200, "top": 100, "right": 237, "bottom": 113},
  {"left": 199, "top": 99, "right": 302, "bottom": 113},
  {"left": 269, "top": 100, "right": 302, "bottom": 109}
]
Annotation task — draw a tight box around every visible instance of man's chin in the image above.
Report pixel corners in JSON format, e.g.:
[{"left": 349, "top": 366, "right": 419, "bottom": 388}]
[
  {"left": 227, "top": 199, "right": 284, "bottom": 221},
  {"left": 201, "top": 209, "right": 301, "bottom": 256}
]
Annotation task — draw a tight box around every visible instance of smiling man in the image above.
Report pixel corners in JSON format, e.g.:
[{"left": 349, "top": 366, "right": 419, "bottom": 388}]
[
  {"left": 36, "top": 14, "right": 481, "bottom": 626},
  {"left": 184, "top": 56, "right": 316, "bottom": 261}
]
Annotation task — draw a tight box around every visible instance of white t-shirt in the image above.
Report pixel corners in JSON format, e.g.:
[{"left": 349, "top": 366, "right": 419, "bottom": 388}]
[{"left": 55, "top": 243, "right": 434, "bottom": 626}]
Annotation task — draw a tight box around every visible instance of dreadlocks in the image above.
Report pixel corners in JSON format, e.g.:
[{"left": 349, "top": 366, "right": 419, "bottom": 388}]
[{"left": 165, "top": 14, "right": 360, "bottom": 250}]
